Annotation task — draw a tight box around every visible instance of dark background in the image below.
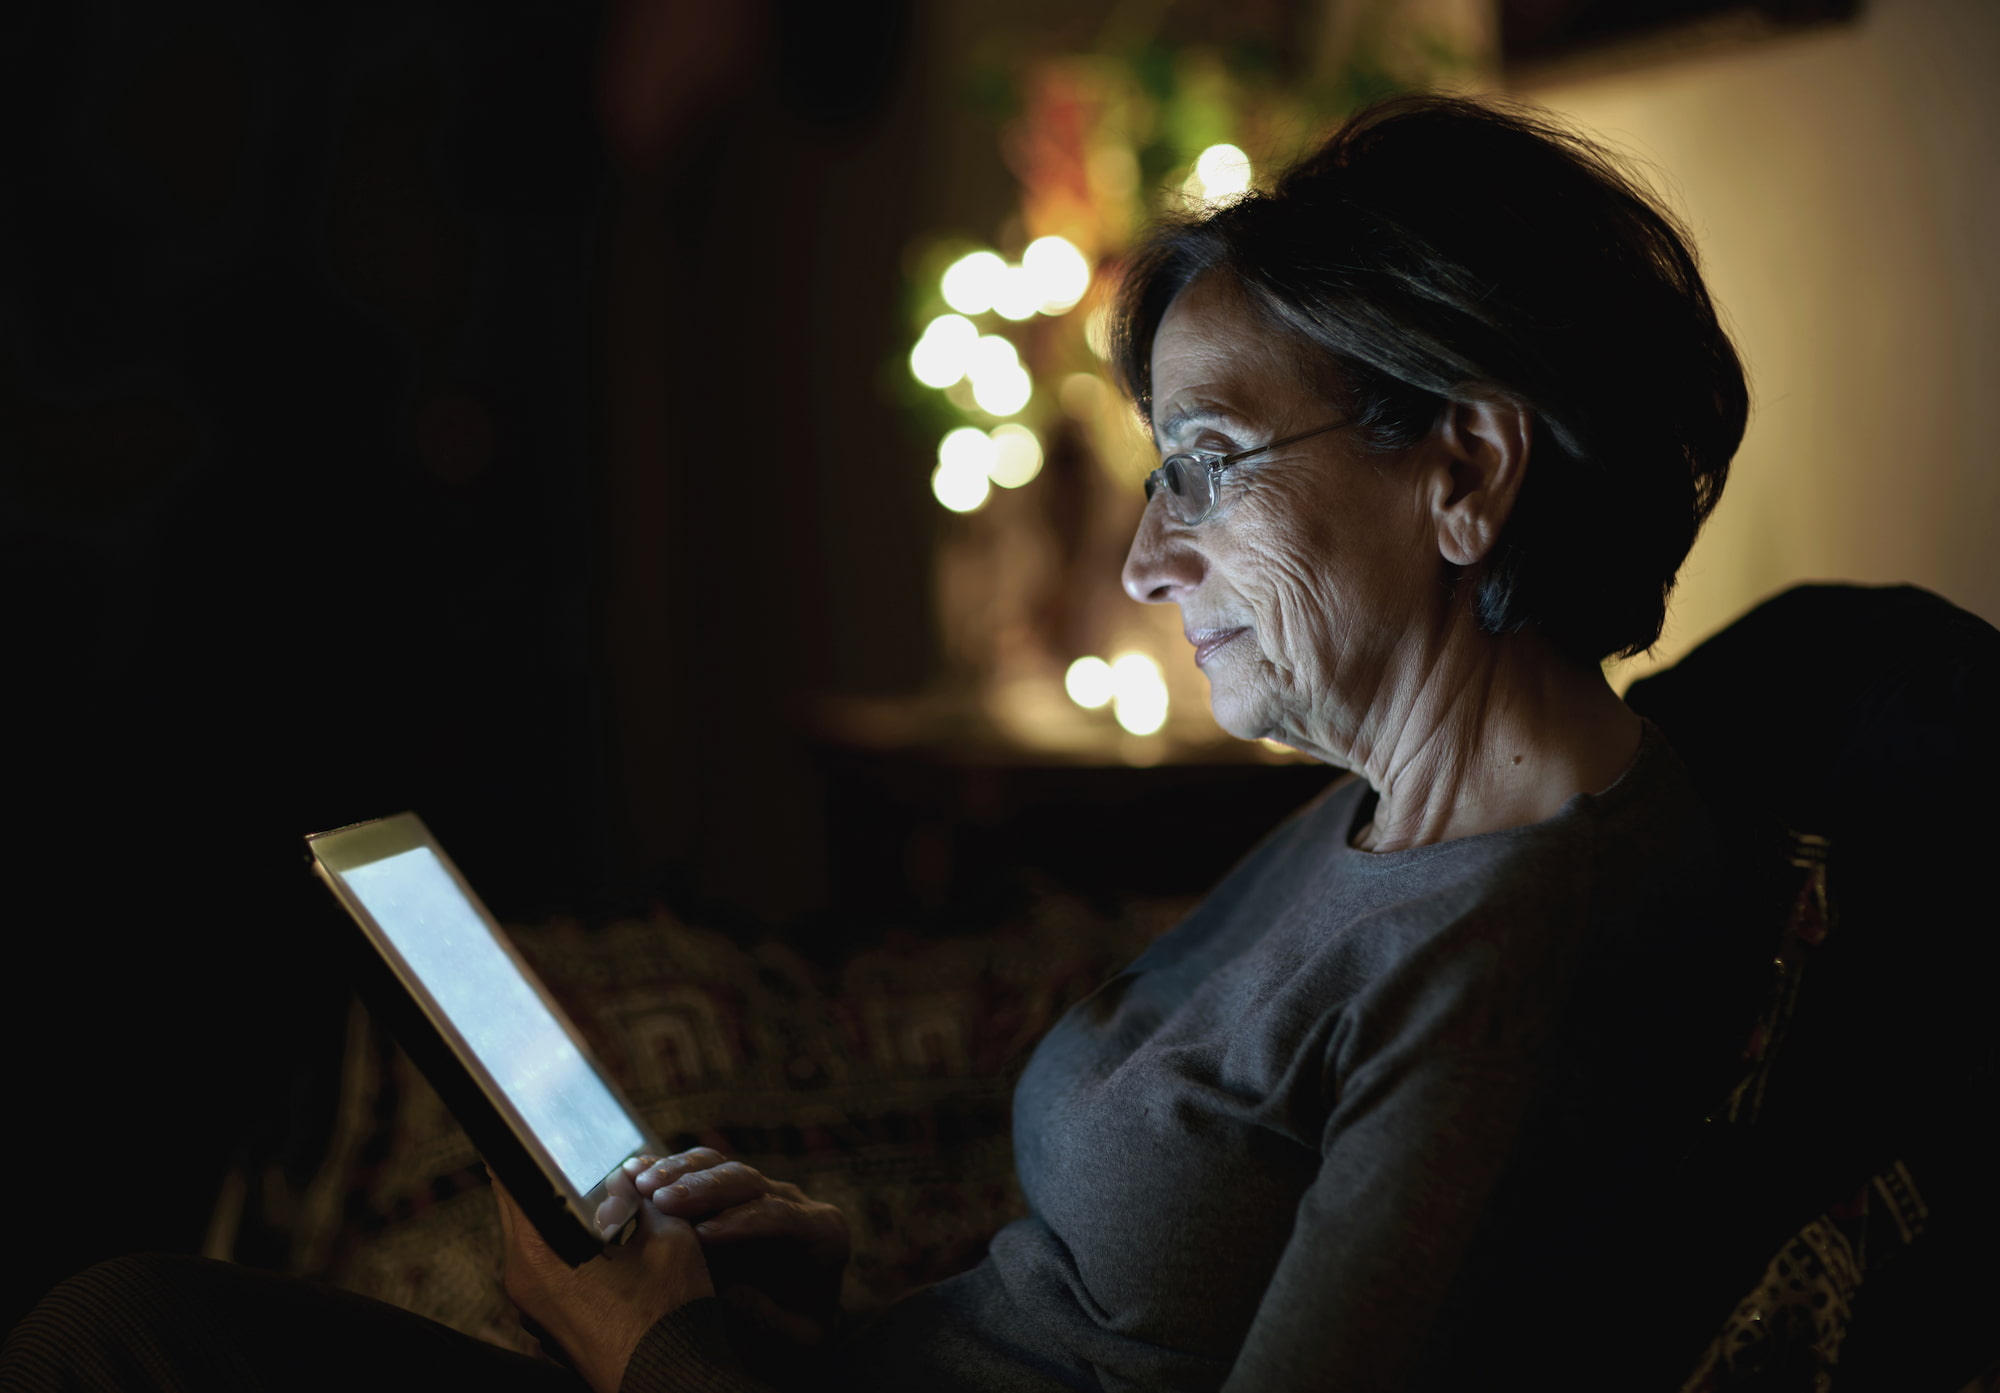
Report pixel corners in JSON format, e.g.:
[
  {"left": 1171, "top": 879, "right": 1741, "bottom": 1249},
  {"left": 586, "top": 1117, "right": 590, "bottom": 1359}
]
[
  {"left": 2, "top": 0, "right": 1333, "bottom": 1332},
  {"left": 0, "top": 0, "right": 1951, "bottom": 1351}
]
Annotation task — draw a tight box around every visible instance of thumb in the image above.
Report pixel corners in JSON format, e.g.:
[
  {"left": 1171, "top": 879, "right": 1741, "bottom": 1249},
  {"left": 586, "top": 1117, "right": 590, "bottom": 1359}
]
[{"left": 636, "top": 1185, "right": 685, "bottom": 1241}]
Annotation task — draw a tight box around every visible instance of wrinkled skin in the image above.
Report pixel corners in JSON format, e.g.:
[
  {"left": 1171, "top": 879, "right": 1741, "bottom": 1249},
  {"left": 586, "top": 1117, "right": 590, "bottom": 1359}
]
[
  {"left": 1123, "top": 272, "right": 1640, "bottom": 850},
  {"left": 494, "top": 1172, "right": 710, "bottom": 1393},
  {"left": 495, "top": 273, "right": 1647, "bottom": 1390},
  {"left": 497, "top": 1149, "right": 850, "bottom": 1392}
]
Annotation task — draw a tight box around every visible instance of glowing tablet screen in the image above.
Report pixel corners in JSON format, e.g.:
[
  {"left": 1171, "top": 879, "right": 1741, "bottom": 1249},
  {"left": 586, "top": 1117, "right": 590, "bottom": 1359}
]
[{"left": 339, "top": 847, "right": 644, "bottom": 1193}]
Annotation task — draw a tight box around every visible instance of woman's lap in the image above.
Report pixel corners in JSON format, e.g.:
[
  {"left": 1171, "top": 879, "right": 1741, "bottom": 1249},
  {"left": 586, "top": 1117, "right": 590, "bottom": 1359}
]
[{"left": 0, "top": 1254, "right": 580, "bottom": 1392}]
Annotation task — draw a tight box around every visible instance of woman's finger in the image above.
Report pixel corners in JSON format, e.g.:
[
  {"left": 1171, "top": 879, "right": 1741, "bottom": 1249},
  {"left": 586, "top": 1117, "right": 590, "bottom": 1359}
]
[
  {"left": 596, "top": 1166, "right": 641, "bottom": 1238},
  {"left": 693, "top": 1194, "right": 848, "bottom": 1262},
  {"left": 648, "top": 1160, "right": 776, "bottom": 1220},
  {"left": 630, "top": 1147, "right": 729, "bottom": 1199}
]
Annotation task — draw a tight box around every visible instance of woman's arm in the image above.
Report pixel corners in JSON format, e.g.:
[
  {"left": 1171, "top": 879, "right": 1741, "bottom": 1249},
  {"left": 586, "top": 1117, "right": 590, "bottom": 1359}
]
[
  {"left": 633, "top": 1148, "right": 851, "bottom": 1346},
  {"left": 494, "top": 1175, "right": 726, "bottom": 1393},
  {"left": 496, "top": 1152, "right": 851, "bottom": 1393},
  {"left": 1221, "top": 1048, "right": 1537, "bottom": 1392}
]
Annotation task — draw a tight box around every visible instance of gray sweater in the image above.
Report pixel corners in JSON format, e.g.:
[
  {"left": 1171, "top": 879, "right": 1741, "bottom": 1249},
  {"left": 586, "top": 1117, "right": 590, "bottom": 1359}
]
[{"left": 630, "top": 722, "right": 1747, "bottom": 1392}]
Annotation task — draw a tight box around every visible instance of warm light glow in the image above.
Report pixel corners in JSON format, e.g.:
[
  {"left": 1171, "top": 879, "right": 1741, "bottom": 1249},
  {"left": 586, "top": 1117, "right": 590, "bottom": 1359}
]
[
  {"left": 1192, "top": 144, "right": 1256, "bottom": 201},
  {"left": 1064, "top": 656, "right": 1114, "bottom": 709},
  {"left": 932, "top": 443, "right": 991, "bottom": 513},
  {"left": 1109, "top": 652, "right": 1169, "bottom": 735},
  {"left": 941, "top": 251, "right": 1007, "bottom": 315},
  {"left": 991, "top": 263, "right": 1040, "bottom": 321},
  {"left": 987, "top": 423, "right": 1042, "bottom": 488},
  {"left": 1060, "top": 371, "right": 1102, "bottom": 418},
  {"left": 944, "top": 377, "right": 979, "bottom": 414},
  {"left": 940, "top": 425, "right": 997, "bottom": 477},
  {"left": 967, "top": 335, "right": 1031, "bottom": 416},
  {"left": 969, "top": 334, "right": 1018, "bottom": 378},
  {"left": 1022, "top": 236, "right": 1090, "bottom": 314},
  {"left": 975, "top": 367, "right": 1032, "bottom": 416},
  {"left": 1084, "top": 306, "right": 1110, "bottom": 360},
  {"left": 1088, "top": 142, "right": 1139, "bottom": 199},
  {"left": 908, "top": 314, "right": 978, "bottom": 389}
]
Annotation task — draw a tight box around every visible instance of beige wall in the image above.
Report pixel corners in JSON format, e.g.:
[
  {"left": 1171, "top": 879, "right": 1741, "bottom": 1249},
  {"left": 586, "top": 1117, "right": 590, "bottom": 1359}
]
[{"left": 1512, "top": 0, "right": 2000, "bottom": 683}]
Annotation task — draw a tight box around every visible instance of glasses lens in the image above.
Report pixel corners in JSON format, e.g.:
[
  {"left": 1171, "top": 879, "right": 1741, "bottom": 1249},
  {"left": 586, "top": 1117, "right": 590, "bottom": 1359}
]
[
  {"left": 1145, "top": 457, "right": 1216, "bottom": 521},
  {"left": 1167, "top": 457, "right": 1212, "bottom": 523}
]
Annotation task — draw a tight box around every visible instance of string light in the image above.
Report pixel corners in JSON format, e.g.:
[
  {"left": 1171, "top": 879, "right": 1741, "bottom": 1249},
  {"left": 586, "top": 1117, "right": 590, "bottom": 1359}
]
[
  {"left": 968, "top": 335, "right": 1031, "bottom": 416},
  {"left": 1109, "top": 652, "right": 1169, "bottom": 735},
  {"left": 908, "top": 314, "right": 979, "bottom": 389},
  {"left": 932, "top": 427, "right": 993, "bottom": 512},
  {"left": 1066, "top": 651, "right": 1170, "bottom": 735},
  {"left": 1185, "top": 143, "right": 1253, "bottom": 209},
  {"left": 1065, "top": 656, "right": 1113, "bottom": 709},
  {"left": 991, "top": 264, "right": 1040, "bottom": 321},
  {"left": 937, "top": 241, "right": 1090, "bottom": 324},
  {"left": 1022, "top": 236, "right": 1090, "bottom": 314},
  {"left": 941, "top": 251, "right": 1007, "bottom": 315},
  {"left": 987, "top": 423, "right": 1042, "bottom": 487}
]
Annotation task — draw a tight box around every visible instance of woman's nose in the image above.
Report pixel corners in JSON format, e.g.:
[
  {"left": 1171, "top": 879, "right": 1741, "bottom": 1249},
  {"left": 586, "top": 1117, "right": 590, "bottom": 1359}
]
[{"left": 1122, "top": 497, "right": 1205, "bottom": 604}]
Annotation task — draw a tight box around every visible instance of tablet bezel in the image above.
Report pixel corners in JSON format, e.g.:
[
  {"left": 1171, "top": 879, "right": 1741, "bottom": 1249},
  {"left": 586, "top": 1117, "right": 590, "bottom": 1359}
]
[{"left": 306, "top": 811, "right": 660, "bottom": 1266}]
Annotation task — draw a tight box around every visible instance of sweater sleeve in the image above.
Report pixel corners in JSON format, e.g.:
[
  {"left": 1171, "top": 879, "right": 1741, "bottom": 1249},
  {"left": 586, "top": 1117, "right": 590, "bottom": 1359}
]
[
  {"left": 1221, "top": 1046, "right": 1537, "bottom": 1392},
  {"left": 618, "top": 1298, "right": 776, "bottom": 1393}
]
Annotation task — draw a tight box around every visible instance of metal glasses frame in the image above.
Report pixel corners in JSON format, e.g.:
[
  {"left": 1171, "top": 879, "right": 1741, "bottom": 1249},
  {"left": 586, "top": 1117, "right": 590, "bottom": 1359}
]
[{"left": 1142, "top": 417, "right": 1354, "bottom": 525}]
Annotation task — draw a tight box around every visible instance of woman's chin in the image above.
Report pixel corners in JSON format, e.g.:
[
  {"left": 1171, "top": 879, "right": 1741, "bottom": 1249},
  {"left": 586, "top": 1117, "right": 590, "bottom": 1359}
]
[{"left": 1205, "top": 688, "right": 1274, "bottom": 746}]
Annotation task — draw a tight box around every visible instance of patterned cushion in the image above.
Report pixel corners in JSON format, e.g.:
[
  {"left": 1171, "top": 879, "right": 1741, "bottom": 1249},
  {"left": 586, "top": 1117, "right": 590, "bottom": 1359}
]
[{"left": 261, "top": 895, "right": 1184, "bottom": 1353}]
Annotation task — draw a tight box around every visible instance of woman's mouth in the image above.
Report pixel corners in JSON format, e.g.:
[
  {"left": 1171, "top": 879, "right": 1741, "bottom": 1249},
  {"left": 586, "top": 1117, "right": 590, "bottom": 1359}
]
[{"left": 1189, "top": 627, "right": 1248, "bottom": 667}]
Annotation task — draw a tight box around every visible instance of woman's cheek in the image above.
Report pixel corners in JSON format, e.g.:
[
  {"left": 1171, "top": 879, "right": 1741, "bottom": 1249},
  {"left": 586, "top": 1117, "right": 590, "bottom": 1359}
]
[{"left": 1263, "top": 562, "right": 1345, "bottom": 695}]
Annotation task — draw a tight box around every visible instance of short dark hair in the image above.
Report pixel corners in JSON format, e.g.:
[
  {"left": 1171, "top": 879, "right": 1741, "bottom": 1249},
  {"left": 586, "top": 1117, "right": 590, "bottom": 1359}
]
[{"left": 1110, "top": 94, "right": 1748, "bottom": 662}]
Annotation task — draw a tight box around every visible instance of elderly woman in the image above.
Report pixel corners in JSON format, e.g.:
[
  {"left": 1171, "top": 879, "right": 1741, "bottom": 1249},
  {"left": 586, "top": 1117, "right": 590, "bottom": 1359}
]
[{"left": 2, "top": 95, "right": 1754, "bottom": 1393}]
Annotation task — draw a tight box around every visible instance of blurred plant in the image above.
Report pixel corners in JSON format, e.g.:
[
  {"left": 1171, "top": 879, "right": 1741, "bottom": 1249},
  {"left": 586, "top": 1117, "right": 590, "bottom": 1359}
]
[
  {"left": 900, "top": 0, "right": 1483, "bottom": 752},
  {"left": 907, "top": 2, "right": 1483, "bottom": 500}
]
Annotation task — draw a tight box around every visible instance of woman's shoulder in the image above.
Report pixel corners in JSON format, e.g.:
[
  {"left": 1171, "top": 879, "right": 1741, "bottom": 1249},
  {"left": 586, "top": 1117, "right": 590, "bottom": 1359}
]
[
  {"left": 1331, "top": 721, "right": 1736, "bottom": 1062},
  {"left": 1136, "top": 728, "right": 1724, "bottom": 1031}
]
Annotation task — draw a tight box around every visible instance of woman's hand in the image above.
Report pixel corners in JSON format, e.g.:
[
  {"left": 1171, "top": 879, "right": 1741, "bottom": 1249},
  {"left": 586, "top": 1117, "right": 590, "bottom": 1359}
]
[
  {"left": 622, "top": 1148, "right": 851, "bottom": 1345},
  {"left": 493, "top": 1174, "right": 714, "bottom": 1393}
]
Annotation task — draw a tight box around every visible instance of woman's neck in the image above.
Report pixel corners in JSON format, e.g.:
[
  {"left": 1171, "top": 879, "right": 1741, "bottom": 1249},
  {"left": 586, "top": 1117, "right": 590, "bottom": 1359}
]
[{"left": 1348, "top": 628, "right": 1642, "bottom": 854}]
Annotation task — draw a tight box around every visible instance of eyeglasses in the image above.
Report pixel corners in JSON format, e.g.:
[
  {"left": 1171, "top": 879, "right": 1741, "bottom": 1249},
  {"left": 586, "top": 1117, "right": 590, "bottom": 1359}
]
[{"left": 1142, "top": 417, "right": 1353, "bottom": 526}]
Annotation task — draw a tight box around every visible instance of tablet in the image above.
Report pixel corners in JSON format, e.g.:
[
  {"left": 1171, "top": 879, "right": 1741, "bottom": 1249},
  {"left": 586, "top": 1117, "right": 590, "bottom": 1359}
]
[{"left": 306, "top": 812, "right": 659, "bottom": 1266}]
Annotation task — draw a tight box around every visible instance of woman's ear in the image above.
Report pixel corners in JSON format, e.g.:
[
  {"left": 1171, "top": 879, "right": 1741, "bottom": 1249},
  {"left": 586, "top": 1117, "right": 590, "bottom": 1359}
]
[{"left": 1427, "top": 395, "right": 1533, "bottom": 567}]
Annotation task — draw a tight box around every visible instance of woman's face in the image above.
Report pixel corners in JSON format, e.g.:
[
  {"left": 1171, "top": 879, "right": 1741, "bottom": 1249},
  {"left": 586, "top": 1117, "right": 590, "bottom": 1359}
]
[{"left": 1121, "top": 274, "right": 1445, "bottom": 764}]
